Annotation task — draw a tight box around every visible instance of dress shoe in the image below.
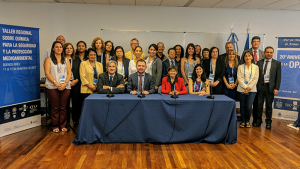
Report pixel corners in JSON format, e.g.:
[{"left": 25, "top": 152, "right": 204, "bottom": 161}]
[
  {"left": 266, "top": 124, "right": 271, "bottom": 129},
  {"left": 252, "top": 122, "right": 261, "bottom": 127}
]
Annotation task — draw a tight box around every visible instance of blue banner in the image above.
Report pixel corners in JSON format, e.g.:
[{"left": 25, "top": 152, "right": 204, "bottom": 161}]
[
  {"left": 0, "top": 24, "right": 40, "bottom": 124},
  {"left": 278, "top": 37, "right": 300, "bottom": 48}
]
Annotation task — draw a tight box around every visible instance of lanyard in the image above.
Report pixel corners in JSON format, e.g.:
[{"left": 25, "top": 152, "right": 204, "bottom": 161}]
[
  {"left": 99, "top": 53, "right": 103, "bottom": 63},
  {"left": 193, "top": 81, "right": 202, "bottom": 92},
  {"left": 131, "top": 52, "right": 133, "bottom": 60},
  {"left": 147, "top": 57, "right": 155, "bottom": 71},
  {"left": 263, "top": 59, "right": 272, "bottom": 74},
  {"left": 57, "top": 62, "right": 66, "bottom": 73},
  {"left": 187, "top": 58, "right": 196, "bottom": 70},
  {"left": 117, "top": 61, "right": 124, "bottom": 73},
  {"left": 228, "top": 64, "right": 234, "bottom": 77},
  {"left": 244, "top": 64, "right": 252, "bottom": 79},
  {"left": 70, "top": 59, "right": 73, "bottom": 69},
  {"left": 210, "top": 59, "right": 216, "bottom": 73},
  {"left": 90, "top": 61, "right": 98, "bottom": 77}
]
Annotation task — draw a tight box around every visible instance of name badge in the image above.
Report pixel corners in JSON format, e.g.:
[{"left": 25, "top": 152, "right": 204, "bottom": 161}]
[
  {"left": 244, "top": 80, "right": 249, "bottom": 85},
  {"left": 209, "top": 74, "right": 215, "bottom": 82},
  {"left": 70, "top": 73, "right": 74, "bottom": 81},
  {"left": 228, "top": 77, "right": 234, "bottom": 85},
  {"left": 188, "top": 72, "right": 193, "bottom": 79},
  {"left": 60, "top": 75, "right": 66, "bottom": 84},
  {"left": 93, "top": 78, "right": 97, "bottom": 86},
  {"left": 264, "top": 75, "right": 269, "bottom": 83}
]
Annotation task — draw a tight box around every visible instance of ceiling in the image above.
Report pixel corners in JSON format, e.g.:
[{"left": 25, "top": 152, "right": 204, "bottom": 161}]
[{"left": 3, "top": 0, "right": 300, "bottom": 11}]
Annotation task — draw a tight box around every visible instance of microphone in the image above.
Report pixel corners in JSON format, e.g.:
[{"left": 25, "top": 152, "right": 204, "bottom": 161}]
[
  {"left": 107, "top": 75, "right": 115, "bottom": 97},
  {"left": 206, "top": 81, "right": 214, "bottom": 99},
  {"left": 138, "top": 82, "right": 145, "bottom": 98},
  {"left": 171, "top": 90, "right": 178, "bottom": 98}
]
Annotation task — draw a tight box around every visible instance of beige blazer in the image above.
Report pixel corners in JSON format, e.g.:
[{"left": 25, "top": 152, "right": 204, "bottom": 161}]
[{"left": 80, "top": 60, "right": 103, "bottom": 93}]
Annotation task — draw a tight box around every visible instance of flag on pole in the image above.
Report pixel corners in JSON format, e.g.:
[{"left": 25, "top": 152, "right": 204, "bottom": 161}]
[
  {"left": 227, "top": 33, "right": 239, "bottom": 53},
  {"left": 244, "top": 33, "right": 250, "bottom": 51}
]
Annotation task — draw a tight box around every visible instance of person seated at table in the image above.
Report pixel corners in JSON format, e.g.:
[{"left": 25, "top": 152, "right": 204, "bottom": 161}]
[
  {"left": 97, "top": 60, "right": 125, "bottom": 94},
  {"left": 80, "top": 48, "right": 103, "bottom": 100},
  {"left": 161, "top": 65, "right": 187, "bottom": 95},
  {"left": 189, "top": 64, "right": 210, "bottom": 96},
  {"left": 127, "top": 59, "right": 155, "bottom": 95}
]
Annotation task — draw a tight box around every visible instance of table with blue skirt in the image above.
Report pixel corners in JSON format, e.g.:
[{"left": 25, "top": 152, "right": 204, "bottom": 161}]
[{"left": 73, "top": 94, "right": 237, "bottom": 145}]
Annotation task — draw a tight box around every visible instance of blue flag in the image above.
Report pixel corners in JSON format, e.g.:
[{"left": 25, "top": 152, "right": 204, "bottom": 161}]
[
  {"left": 244, "top": 33, "right": 250, "bottom": 51},
  {"left": 227, "top": 33, "right": 239, "bottom": 53}
]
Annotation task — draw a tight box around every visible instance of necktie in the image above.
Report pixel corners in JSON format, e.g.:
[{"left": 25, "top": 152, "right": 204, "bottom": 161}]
[
  {"left": 109, "top": 76, "right": 113, "bottom": 86},
  {"left": 254, "top": 50, "right": 257, "bottom": 63},
  {"left": 172, "top": 61, "right": 174, "bottom": 65},
  {"left": 263, "top": 60, "right": 269, "bottom": 75},
  {"left": 139, "top": 74, "right": 143, "bottom": 92}
]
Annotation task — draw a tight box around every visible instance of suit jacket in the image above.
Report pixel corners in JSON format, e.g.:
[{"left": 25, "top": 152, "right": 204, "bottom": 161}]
[
  {"left": 98, "top": 53, "right": 113, "bottom": 72},
  {"left": 127, "top": 72, "right": 155, "bottom": 94},
  {"left": 96, "top": 72, "right": 125, "bottom": 94},
  {"left": 203, "top": 58, "right": 225, "bottom": 94},
  {"left": 72, "top": 57, "right": 82, "bottom": 92},
  {"left": 162, "top": 59, "right": 182, "bottom": 78},
  {"left": 241, "top": 48, "right": 265, "bottom": 64},
  {"left": 113, "top": 58, "right": 130, "bottom": 80},
  {"left": 145, "top": 56, "right": 162, "bottom": 87},
  {"left": 80, "top": 60, "right": 103, "bottom": 93},
  {"left": 161, "top": 76, "right": 187, "bottom": 95},
  {"left": 219, "top": 53, "right": 241, "bottom": 65},
  {"left": 257, "top": 59, "right": 281, "bottom": 93}
]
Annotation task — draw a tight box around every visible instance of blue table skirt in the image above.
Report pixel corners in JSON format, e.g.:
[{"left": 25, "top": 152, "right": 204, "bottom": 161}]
[{"left": 73, "top": 94, "right": 237, "bottom": 145}]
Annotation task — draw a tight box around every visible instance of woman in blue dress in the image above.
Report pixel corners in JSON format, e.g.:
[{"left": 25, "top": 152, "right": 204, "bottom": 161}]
[{"left": 223, "top": 50, "right": 239, "bottom": 100}]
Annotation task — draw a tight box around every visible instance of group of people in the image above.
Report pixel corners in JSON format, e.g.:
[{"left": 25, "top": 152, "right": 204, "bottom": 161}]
[{"left": 44, "top": 35, "right": 281, "bottom": 133}]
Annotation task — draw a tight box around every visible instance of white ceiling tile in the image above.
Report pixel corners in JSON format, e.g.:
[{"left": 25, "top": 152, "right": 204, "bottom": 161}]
[
  {"left": 30, "top": 0, "right": 55, "bottom": 2},
  {"left": 59, "top": 0, "right": 84, "bottom": 3},
  {"left": 136, "top": 0, "right": 162, "bottom": 6},
  {"left": 236, "top": 0, "right": 278, "bottom": 9},
  {"left": 160, "top": 0, "right": 189, "bottom": 7},
  {"left": 260, "top": 0, "right": 300, "bottom": 10},
  {"left": 284, "top": 3, "right": 300, "bottom": 10},
  {"left": 110, "top": 0, "right": 135, "bottom": 5},
  {"left": 189, "top": 0, "right": 221, "bottom": 8},
  {"left": 213, "top": 0, "right": 250, "bottom": 8},
  {"left": 83, "top": 0, "right": 110, "bottom": 4}
]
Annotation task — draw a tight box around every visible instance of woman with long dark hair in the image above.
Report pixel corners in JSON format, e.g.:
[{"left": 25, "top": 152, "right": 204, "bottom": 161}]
[
  {"left": 174, "top": 44, "right": 184, "bottom": 63},
  {"left": 113, "top": 46, "right": 130, "bottom": 82},
  {"left": 203, "top": 47, "right": 225, "bottom": 94},
  {"left": 188, "top": 64, "right": 210, "bottom": 96},
  {"left": 145, "top": 44, "right": 162, "bottom": 92},
  {"left": 44, "top": 41, "right": 71, "bottom": 132},
  {"left": 181, "top": 43, "right": 201, "bottom": 87}
]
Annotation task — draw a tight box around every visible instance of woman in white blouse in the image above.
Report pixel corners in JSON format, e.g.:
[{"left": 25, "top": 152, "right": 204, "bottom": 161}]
[
  {"left": 237, "top": 51, "right": 259, "bottom": 128},
  {"left": 128, "top": 46, "right": 143, "bottom": 76},
  {"left": 114, "top": 46, "right": 130, "bottom": 82}
]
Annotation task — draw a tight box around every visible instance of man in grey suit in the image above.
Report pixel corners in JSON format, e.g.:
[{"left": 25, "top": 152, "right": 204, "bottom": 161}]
[
  {"left": 256, "top": 47, "right": 281, "bottom": 129},
  {"left": 96, "top": 60, "right": 125, "bottom": 94},
  {"left": 242, "top": 36, "right": 265, "bottom": 126},
  {"left": 127, "top": 59, "right": 155, "bottom": 95}
]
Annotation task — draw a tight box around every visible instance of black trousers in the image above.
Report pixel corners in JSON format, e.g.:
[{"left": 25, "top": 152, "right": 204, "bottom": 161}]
[
  {"left": 252, "top": 93, "right": 259, "bottom": 124},
  {"left": 257, "top": 84, "right": 274, "bottom": 124}
]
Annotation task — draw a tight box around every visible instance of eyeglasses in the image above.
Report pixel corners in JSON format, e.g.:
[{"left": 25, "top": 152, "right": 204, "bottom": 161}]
[
  {"left": 158, "top": 46, "right": 165, "bottom": 49},
  {"left": 131, "top": 43, "right": 139, "bottom": 45}
]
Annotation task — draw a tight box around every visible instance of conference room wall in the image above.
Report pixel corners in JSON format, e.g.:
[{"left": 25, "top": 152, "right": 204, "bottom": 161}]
[{"left": 0, "top": 2, "right": 299, "bottom": 76}]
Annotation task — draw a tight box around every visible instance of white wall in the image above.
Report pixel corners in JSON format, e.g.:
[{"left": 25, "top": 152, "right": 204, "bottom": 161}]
[{"left": 1, "top": 1, "right": 300, "bottom": 76}]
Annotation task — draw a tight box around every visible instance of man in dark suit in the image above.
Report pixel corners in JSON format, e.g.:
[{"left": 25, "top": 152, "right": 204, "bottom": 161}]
[
  {"left": 241, "top": 36, "right": 265, "bottom": 126},
  {"left": 96, "top": 60, "right": 125, "bottom": 94},
  {"left": 162, "top": 48, "right": 181, "bottom": 78},
  {"left": 219, "top": 42, "right": 241, "bottom": 64},
  {"left": 255, "top": 47, "right": 281, "bottom": 129},
  {"left": 127, "top": 59, "right": 155, "bottom": 94}
]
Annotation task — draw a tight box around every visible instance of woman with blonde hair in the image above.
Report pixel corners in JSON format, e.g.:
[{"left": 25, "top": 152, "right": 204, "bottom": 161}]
[
  {"left": 223, "top": 49, "right": 239, "bottom": 100},
  {"left": 91, "top": 37, "right": 105, "bottom": 64}
]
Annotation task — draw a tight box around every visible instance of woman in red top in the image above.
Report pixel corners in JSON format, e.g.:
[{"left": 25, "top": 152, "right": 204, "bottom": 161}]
[{"left": 161, "top": 65, "right": 187, "bottom": 95}]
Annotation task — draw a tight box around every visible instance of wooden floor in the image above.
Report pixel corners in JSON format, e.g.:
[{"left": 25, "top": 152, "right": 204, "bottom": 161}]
[{"left": 1, "top": 118, "right": 300, "bottom": 169}]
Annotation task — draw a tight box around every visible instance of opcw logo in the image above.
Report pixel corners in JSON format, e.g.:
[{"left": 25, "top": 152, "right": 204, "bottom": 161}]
[{"left": 278, "top": 112, "right": 282, "bottom": 117}]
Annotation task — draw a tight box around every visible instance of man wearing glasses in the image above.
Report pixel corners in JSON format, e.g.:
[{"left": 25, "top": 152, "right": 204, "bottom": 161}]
[{"left": 125, "top": 38, "right": 146, "bottom": 60}]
